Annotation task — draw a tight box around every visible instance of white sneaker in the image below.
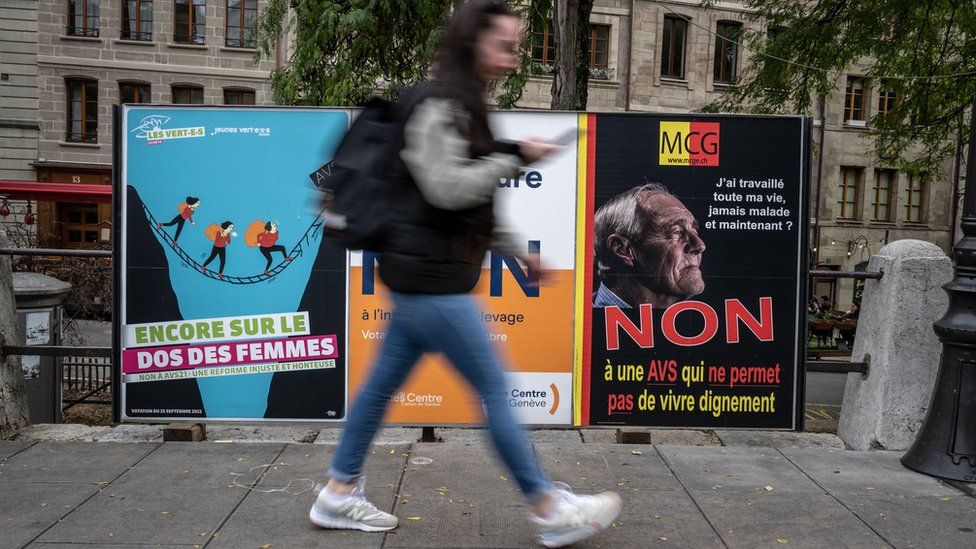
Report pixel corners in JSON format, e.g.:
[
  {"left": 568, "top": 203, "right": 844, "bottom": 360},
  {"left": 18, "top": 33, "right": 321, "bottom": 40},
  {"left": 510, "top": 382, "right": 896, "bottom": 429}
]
[
  {"left": 309, "top": 477, "right": 398, "bottom": 532},
  {"left": 530, "top": 482, "right": 622, "bottom": 548}
]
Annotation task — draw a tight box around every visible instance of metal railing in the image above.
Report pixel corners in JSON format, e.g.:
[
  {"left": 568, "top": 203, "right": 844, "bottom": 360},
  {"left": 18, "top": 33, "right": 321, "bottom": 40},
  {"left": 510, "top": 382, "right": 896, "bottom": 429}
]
[{"left": 0, "top": 247, "right": 114, "bottom": 414}]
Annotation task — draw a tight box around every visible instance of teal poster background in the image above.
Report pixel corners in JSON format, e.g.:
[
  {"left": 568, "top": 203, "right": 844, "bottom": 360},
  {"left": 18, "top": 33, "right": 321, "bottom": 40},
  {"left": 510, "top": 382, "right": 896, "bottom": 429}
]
[{"left": 119, "top": 106, "right": 349, "bottom": 421}]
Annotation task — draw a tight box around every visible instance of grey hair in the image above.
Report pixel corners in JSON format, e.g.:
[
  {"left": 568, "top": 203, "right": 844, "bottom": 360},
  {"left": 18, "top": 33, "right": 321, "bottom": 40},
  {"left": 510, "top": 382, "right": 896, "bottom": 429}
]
[{"left": 594, "top": 182, "right": 672, "bottom": 278}]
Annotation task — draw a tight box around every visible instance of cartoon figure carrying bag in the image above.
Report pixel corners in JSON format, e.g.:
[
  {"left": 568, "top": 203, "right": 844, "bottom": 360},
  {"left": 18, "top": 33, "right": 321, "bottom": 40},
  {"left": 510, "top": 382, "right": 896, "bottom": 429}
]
[
  {"left": 158, "top": 196, "right": 200, "bottom": 246},
  {"left": 245, "top": 220, "right": 293, "bottom": 275},
  {"left": 202, "top": 221, "right": 235, "bottom": 279}
]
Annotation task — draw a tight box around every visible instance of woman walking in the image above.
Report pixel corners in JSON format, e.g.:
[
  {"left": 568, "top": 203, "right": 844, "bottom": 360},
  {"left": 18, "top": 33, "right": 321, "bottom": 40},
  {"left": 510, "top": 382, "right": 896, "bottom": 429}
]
[{"left": 309, "top": 2, "right": 621, "bottom": 547}]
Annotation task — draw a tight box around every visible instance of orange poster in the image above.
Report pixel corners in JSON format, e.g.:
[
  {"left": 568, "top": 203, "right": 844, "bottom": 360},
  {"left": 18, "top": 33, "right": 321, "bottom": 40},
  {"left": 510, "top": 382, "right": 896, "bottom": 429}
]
[{"left": 348, "top": 112, "right": 580, "bottom": 425}]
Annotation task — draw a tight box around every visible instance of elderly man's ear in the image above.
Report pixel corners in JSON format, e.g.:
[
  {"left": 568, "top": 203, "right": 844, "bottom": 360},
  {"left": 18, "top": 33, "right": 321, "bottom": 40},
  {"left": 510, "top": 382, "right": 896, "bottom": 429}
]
[{"left": 607, "top": 234, "right": 636, "bottom": 267}]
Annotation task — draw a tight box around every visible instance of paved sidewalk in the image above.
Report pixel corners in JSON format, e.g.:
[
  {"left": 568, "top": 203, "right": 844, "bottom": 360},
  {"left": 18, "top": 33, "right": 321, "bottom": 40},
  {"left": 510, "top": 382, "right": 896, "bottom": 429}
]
[{"left": 1, "top": 431, "right": 974, "bottom": 549}]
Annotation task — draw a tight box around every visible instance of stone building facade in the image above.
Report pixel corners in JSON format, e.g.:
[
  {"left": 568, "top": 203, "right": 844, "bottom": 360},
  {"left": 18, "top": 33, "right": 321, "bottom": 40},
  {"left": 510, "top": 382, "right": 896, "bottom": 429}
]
[
  {"left": 516, "top": 0, "right": 959, "bottom": 309},
  {"left": 0, "top": 0, "right": 41, "bottom": 228},
  {"left": 0, "top": 1, "right": 963, "bottom": 307},
  {"left": 3, "top": 0, "right": 278, "bottom": 247}
]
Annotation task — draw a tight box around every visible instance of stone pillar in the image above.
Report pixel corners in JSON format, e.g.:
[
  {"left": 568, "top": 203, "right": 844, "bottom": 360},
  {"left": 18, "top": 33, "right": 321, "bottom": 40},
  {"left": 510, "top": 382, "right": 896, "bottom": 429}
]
[
  {"left": 0, "top": 231, "right": 29, "bottom": 437},
  {"left": 838, "top": 240, "right": 953, "bottom": 450}
]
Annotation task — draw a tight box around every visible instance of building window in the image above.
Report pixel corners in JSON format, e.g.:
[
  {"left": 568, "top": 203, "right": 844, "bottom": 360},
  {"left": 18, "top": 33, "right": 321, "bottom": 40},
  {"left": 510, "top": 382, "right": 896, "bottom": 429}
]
[
  {"left": 121, "top": 0, "right": 152, "bottom": 41},
  {"left": 174, "top": 0, "right": 206, "bottom": 44},
  {"left": 838, "top": 167, "right": 862, "bottom": 220},
  {"left": 871, "top": 169, "right": 895, "bottom": 221},
  {"left": 531, "top": 23, "right": 555, "bottom": 65},
  {"left": 62, "top": 204, "right": 101, "bottom": 248},
  {"left": 172, "top": 85, "right": 204, "bottom": 104},
  {"left": 67, "top": 0, "right": 100, "bottom": 37},
  {"left": 66, "top": 79, "right": 98, "bottom": 143},
  {"left": 661, "top": 16, "right": 687, "bottom": 79},
  {"left": 713, "top": 21, "right": 741, "bottom": 84},
  {"left": 120, "top": 82, "right": 151, "bottom": 104},
  {"left": 845, "top": 76, "right": 866, "bottom": 123},
  {"left": 905, "top": 174, "right": 925, "bottom": 223},
  {"left": 223, "top": 88, "right": 255, "bottom": 105},
  {"left": 226, "top": 0, "right": 258, "bottom": 48},
  {"left": 878, "top": 83, "right": 897, "bottom": 117},
  {"left": 532, "top": 23, "right": 609, "bottom": 70},
  {"left": 589, "top": 24, "right": 610, "bottom": 70}
]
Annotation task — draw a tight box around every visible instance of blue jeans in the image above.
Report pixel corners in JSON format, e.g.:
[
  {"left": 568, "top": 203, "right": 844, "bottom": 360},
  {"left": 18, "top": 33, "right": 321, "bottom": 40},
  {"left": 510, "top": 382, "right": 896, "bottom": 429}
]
[{"left": 328, "top": 292, "right": 552, "bottom": 503}]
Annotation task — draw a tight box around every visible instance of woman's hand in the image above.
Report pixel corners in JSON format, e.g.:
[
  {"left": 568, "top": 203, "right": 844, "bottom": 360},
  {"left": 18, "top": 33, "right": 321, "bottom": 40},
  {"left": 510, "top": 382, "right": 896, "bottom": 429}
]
[{"left": 518, "top": 137, "right": 561, "bottom": 164}]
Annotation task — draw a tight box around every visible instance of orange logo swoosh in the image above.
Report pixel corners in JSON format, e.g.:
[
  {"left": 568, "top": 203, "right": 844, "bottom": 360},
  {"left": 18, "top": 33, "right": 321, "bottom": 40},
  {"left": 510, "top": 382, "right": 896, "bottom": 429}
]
[{"left": 549, "top": 383, "right": 559, "bottom": 415}]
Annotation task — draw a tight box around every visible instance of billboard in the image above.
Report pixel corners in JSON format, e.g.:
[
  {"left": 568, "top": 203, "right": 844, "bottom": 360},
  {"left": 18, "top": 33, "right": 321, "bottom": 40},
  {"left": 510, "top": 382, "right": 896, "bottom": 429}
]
[
  {"left": 347, "top": 112, "right": 579, "bottom": 425},
  {"left": 115, "top": 106, "right": 809, "bottom": 428},
  {"left": 574, "top": 114, "right": 809, "bottom": 429},
  {"left": 116, "top": 106, "right": 349, "bottom": 421}
]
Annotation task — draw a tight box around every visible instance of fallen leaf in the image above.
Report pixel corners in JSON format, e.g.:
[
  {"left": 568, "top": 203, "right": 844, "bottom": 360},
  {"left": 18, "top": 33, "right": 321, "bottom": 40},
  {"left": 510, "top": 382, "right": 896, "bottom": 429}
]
[
  {"left": 631, "top": 450, "right": 642, "bottom": 456},
  {"left": 40, "top": 503, "right": 48, "bottom": 507},
  {"left": 940, "top": 497, "right": 952, "bottom": 501},
  {"left": 703, "top": 467, "right": 711, "bottom": 472},
  {"left": 654, "top": 514, "right": 663, "bottom": 520},
  {"left": 776, "top": 539, "right": 788, "bottom": 544},
  {"left": 260, "top": 545, "right": 272, "bottom": 548},
  {"left": 390, "top": 449, "right": 395, "bottom": 455},
  {"left": 659, "top": 536, "right": 668, "bottom": 541},
  {"left": 162, "top": 511, "right": 171, "bottom": 515},
  {"left": 406, "top": 516, "right": 422, "bottom": 521},
  {"left": 237, "top": 457, "right": 244, "bottom": 462},
  {"left": 500, "top": 475, "right": 508, "bottom": 481}
]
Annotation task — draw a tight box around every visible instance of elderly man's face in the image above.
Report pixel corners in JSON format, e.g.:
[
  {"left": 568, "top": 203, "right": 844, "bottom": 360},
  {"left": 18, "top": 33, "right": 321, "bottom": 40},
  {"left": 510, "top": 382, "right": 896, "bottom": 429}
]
[{"left": 633, "top": 193, "right": 705, "bottom": 298}]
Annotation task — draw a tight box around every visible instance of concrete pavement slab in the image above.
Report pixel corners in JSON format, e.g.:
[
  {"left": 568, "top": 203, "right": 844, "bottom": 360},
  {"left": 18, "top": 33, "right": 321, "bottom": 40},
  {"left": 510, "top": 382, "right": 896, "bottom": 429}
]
[
  {"left": 536, "top": 443, "right": 682, "bottom": 491},
  {"left": 690, "top": 491, "right": 887, "bottom": 548},
  {"left": 27, "top": 542, "right": 202, "bottom": 549},
  {"left": 13, "top": 425, "right": 112, "bottom": 443},
  {"left": 314, "top": 427, "right": 421, "bottom": 444},
  {"left": 716, "top": 431, "right": 844, "bottom": 449},
  {"left": 780, "top": 448, "right": 961, "bottom": 498},
  {"left": 842, "top": 495, "right": 976, "bottom": 548},
  {"left": 571, "top": 487, "right": 725, "bottom": 548},
  {"left": 579, "top": 428, "right": 617, "bottom": 443},
  {"left": 529, "top": 429, "right": 582, "bottom": 444},
  {"left": 35, "top": 443, "right": 283, "bottom": 546},
  {"left": 94, "top": 425, "right": 164, "bottom": 443},
  {"left": 205, "top": 425, "right": 318, "bottom": 443},
  {"left": 0, "top": 440, "right": 35, "bottom": 461},
  {"left": 208, "top": 443, "right": 409, "bottom": 549},
  {"left": 384, "top": 442, "right": 533, "bottom": 548},
  {"left": 650, "top": 429, "right": 722, "bottom": 446},
  {"left": 0, "top": 442, "right": 158, "bottom": 484},
  {"left": 0, "top": 481, "right": 102, "bottom": 549},
  {"left": 657, "top": 446, "right": 822, "bottom": 494}
]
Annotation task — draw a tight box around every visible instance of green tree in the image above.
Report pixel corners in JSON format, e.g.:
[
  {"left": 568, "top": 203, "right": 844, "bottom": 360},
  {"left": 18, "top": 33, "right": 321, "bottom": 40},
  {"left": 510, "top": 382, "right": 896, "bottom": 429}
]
[
  {"left": 255, "top": 0, "right": 594, "bottom": 110},
  {"left": 255, "top": 1, "right": 452, "bottom": 106},
  {"left": 701, "top": 0, "right": 976, "bottom": 175}
]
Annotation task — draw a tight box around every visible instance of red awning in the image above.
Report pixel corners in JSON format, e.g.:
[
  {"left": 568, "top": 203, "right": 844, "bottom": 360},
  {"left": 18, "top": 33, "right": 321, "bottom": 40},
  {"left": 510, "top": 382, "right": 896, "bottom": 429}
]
[{"left": 0, "top": 181, "right": 112, "bottom": 204}]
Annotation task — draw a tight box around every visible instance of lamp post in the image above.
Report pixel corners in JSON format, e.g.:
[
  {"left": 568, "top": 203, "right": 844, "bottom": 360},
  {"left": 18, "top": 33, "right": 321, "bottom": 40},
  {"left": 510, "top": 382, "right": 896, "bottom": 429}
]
[{"left": 902, "top": 97, "right": 976, "bottom": 481}]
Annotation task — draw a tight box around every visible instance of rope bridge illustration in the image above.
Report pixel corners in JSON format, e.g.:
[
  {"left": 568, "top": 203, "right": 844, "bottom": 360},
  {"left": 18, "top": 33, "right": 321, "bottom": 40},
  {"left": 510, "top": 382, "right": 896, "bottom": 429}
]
[{"left": 142, "top": 202, "right": 325, "bottom": 285}]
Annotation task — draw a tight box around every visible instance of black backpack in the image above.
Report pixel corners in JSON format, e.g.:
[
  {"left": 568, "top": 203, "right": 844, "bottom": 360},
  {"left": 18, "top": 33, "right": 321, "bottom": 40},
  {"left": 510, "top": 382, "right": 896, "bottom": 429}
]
[{"left": 310, "top": 93, "right": 417, "bottom": 251}]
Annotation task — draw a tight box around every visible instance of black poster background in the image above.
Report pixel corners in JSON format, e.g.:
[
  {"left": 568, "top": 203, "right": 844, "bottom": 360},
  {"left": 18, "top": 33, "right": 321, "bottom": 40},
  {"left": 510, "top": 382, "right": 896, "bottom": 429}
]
[{"left": 585, "top": 114, "right": 809, "bottom": 429}]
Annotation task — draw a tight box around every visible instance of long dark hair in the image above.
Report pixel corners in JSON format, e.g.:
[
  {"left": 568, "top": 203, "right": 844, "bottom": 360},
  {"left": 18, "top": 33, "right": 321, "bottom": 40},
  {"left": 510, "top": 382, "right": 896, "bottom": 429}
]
[{"left": 431, "top": 0, "right": 514, "bottom": 155}]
